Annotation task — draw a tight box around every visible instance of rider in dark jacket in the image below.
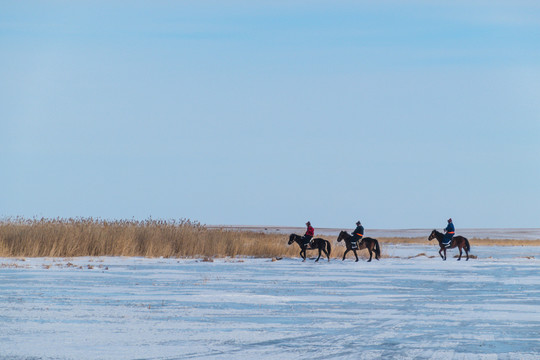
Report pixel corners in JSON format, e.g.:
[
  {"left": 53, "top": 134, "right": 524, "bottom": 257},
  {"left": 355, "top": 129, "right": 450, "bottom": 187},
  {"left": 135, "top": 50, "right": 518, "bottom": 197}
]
[
  {"left": 302, "top": 221, "right": 314, "bottom": 248},
  {"left": 351, "top": 221, "right": 364, "bottom": 246},
  {"left": 443, "top": 218, "right": 455, "bottom": 246}
]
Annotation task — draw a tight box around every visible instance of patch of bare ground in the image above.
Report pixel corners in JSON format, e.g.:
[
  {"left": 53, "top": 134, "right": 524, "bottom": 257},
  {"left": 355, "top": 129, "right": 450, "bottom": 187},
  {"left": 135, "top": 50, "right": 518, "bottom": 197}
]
[
  {"left": 452, "top": 254, "right": 478, "bottom": 259},
  {"left": 0, "top": 262, "right": 29, "bottom": 269},
  {"left": 407, "top": 253, "right": 436, "bottom": 259}
]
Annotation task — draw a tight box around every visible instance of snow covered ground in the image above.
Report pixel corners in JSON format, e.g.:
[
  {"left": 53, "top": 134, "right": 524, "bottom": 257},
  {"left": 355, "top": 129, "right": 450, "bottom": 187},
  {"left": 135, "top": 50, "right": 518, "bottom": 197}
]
[{"left": 1, "top": 244, "right": 540, "bottom": 359}]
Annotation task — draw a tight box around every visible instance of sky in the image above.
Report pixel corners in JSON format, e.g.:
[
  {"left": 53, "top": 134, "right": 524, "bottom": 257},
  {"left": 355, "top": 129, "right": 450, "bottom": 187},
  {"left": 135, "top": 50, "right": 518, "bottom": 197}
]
[{"left": 1, "top": 1, "right": 539, "bottom": 229}]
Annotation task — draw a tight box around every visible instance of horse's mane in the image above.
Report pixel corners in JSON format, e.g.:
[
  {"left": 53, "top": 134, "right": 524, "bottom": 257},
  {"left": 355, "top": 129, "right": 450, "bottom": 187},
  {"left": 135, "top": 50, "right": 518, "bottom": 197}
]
[{"left": 337, "top": 230, "right": 351, "bottom": 241}]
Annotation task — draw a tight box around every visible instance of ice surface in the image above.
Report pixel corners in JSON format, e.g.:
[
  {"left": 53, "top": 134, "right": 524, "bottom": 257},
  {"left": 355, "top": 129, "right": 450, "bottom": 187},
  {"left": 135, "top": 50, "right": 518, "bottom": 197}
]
[{"left": 1, "top": 245, "right": 539, "bottom": 359}]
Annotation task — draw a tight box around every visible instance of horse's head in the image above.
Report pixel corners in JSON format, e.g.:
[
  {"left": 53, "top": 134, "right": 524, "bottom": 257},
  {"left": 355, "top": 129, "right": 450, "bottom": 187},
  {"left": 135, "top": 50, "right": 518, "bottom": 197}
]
[
  {"left": 337, "top": 231, "right": 347, "bottom": 242},
  {"left": 288, "top": 234, "right": 296, "bottom": 245},
  {"left": 428, "top": 229, "right": 437, "bottom": 241}
]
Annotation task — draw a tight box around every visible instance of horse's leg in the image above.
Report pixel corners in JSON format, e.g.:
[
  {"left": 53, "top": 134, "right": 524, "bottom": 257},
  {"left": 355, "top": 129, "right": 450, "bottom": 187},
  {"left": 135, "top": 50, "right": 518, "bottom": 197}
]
[
  {"left": 465, "top": 245, "right": 469, "bottom": 261},
  {"left": 439, "top": 247, "right": 444, "bottom": 260},
  {"left": 367, "top": 247, "right": 373, "bottom": 262},
  {"left": 353, "top": 250, "right": 358, "bottom": 262},
  {"left": 322, "top": 247, "right": 329, "bottom": 262},
  {"left": 301, "top": 248, "right": 306, "bottom": 262},
  {"left": 443, "top": 248, "right": 447, "bottom": 261},
  {"left": 343, "top": 249, "right": 349, "bottom": 261},
  {"left": 315, "top": 247, "right": 322, "bottom": 262},
  {"left": 457, "top": 245, "right": 462, "bottom": 261}
]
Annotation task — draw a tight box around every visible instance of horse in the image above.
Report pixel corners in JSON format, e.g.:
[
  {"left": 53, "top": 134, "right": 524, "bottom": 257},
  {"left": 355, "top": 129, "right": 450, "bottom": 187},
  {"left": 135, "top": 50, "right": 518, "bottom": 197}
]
[
  {"left": 288, "top": 234, "right": 331, "bottom": 262},
  {"left": 428, "top": 229, "right": 470, "bottom": 261},
  {"left": 336, "top": 231, "right": 381, "bottom": 262}
]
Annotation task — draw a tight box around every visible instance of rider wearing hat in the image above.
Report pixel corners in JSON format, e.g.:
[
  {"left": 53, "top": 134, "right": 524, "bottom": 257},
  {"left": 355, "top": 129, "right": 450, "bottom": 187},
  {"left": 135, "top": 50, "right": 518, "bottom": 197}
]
[
  {"left": 443, "top": 218, "right": 455, "bottom": 246},
  {"left": 302, "top": 221, "right": 314, "bottom": 248},
  {"left": 351, "top": 221, "right": 364, "bottom": 246}
]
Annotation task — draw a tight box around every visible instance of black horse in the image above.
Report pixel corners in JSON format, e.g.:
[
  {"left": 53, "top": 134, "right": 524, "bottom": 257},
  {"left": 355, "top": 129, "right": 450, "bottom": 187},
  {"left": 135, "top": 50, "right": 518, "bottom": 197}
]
[
  {"left": 288, "top": 234, "right": 331, "bottom": 262},
  {"left": 337, "top": 231, "right": 381, "bottom": 262},
  {"left": 428, "top": 229, "right": 471, "bottom": 261}
]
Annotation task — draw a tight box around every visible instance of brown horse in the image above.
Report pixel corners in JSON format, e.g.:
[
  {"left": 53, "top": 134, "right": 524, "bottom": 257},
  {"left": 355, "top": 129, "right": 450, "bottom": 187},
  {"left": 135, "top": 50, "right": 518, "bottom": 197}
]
[
  {"left": 428, "top": 230, "right": 470, "bottom": 261},
  {"left": 337, "top": 231, "right": 381, "bottom": 262},
  {"left": 288, "top": 234, "right": 331, "bottom": 262}
]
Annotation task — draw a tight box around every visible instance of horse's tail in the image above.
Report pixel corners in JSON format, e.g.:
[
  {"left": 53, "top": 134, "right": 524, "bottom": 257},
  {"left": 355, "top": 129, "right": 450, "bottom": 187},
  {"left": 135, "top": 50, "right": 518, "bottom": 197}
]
[
  {"left": 326, "top": 240, "right": 332, "bottom": 257},
  {"left": 374, "top": 239, "right": 381, "bottom": 259},
  {"left": 464, "top": 237, "right": 471, "bottom": 252}
]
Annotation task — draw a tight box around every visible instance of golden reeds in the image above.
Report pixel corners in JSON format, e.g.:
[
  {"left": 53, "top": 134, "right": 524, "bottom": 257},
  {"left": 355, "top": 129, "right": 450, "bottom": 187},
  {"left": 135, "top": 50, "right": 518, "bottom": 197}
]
[{"left": 0, "top": 217, "right": 303, "bottom": 258}]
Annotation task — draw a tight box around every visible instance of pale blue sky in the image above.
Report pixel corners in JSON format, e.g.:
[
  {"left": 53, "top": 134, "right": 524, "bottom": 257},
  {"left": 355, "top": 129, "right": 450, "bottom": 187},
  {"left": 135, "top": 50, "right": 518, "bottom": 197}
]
[{"left": 1, "top": 1, "right": 539, "bottom": 229}]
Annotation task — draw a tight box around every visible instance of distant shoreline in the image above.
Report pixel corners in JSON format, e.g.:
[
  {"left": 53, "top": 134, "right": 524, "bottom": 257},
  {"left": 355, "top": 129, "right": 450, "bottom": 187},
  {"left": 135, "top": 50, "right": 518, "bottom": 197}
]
[{"left": 207, "top": 225, "right": 540, "bottom": 241}]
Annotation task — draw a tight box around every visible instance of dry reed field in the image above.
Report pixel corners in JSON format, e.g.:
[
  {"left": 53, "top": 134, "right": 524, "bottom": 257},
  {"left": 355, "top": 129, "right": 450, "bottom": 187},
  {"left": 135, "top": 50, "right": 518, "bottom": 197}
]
[
  {"left": 0, "top": 218, "right": 373, "bottom": 259},
  {"left": 0, "top": 218, "right": 298, "bottom": 259},
  {"left": 1, "top": 218, "right": 537, "bottom": 259}
]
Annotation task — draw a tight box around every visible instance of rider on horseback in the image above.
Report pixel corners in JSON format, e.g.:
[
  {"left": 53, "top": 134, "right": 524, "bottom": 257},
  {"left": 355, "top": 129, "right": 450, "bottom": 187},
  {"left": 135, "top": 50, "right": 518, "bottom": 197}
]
[
  {"left": 350, "top": 221, "right": 364, "bottom": 250},
  {"left": 443, "top": 218, "right": 455, "bottom": 247},
  {"left": 302, "top": 221, "right": 314, "bottom": 248}
]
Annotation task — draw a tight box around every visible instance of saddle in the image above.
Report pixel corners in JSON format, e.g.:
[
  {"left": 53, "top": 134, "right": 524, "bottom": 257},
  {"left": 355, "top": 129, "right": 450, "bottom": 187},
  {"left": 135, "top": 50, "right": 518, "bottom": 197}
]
[{"left": 303, "top": 241, "right": 314, "bottom": 249}]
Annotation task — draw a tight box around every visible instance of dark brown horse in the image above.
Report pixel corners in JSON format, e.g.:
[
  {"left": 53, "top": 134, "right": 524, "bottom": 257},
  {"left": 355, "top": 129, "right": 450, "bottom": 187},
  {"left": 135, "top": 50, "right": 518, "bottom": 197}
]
[
  {"left": 428, "top": 230, "right": 471, "bottom": 261},
  {"left": 337, "top": 231, "right": 381, "bottom": 262},
  {"left": 288, "top": 234, "right": 331, "bottom": 262}
]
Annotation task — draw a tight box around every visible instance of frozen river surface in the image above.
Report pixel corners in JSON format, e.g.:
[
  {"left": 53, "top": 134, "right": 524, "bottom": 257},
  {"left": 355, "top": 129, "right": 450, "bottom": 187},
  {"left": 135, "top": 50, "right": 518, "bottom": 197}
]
[{"left": 1, "top": 245, "right": 540, "bottom": 359}]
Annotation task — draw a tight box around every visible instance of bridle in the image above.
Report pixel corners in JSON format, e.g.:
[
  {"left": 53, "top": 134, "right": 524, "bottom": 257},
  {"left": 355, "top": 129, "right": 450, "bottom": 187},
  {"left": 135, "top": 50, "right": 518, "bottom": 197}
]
[{"left": 288, "top": 234, "right": 299, "bottom": 245}]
